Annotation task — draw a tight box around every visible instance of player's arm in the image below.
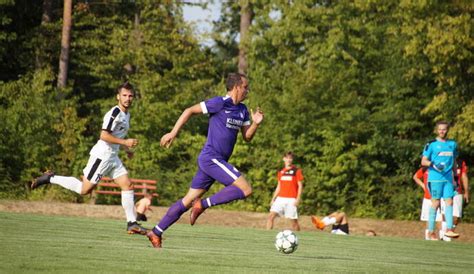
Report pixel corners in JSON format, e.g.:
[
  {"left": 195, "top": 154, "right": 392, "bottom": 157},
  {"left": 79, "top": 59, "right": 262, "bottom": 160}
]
[
  {"left": 421, "top": 156, "right": 431, "bottom": 168},
  {"left": 100, "top": 130, "right": 138, "bottom": 149},
  {"left": 295, "top": 180, "right": 303, "bottom": 206},
  {"left": 462, "top": 167, "right": 469, "bottom": 203},
  {"left": 270, "top": 182, "right": 281, "bottom": 206},
  {"left": 412, "top": 172, "right": 426, "bottom": 191},
  {"left": 241, "top": 107, "right": 264, "bottom": 142},
  {"left": 160, "top": 103, "right": 203, "bottom": 148}
]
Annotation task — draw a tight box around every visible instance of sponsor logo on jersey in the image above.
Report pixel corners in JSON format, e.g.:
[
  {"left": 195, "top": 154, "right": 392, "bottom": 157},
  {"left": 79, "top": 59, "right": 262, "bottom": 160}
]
[
  {"left": 280, "top": 175, "right": 293, "bottom": 181},
  {"left": 226, "top": 118, "right": 243, "bottom": 130},
  {"left": 438, "top": 151, "right": 453, "bottom": 156}
]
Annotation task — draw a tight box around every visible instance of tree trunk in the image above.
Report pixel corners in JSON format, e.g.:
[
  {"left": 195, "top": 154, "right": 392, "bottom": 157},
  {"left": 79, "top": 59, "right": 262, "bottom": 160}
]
[
  {"left": 238, "top": 0, "right": 253, "bottom": 75},
  {"left": 57, "top": 0, "right": 72, "bottom": 88}
]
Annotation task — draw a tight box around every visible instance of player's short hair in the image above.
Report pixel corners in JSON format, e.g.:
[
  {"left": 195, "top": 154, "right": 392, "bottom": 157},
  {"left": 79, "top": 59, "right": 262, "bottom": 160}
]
[
  {"left": 226, "top": 73, "right": 247, "bottom": 92},
  {"left": 284, "top": 151, "right": 294, "bottom": 157},
  {"left": 116, "top": 81, "right": 135, "bottom": 95},
  {"left": 435, "top": 121, "right": 450, "bottom": 129}
]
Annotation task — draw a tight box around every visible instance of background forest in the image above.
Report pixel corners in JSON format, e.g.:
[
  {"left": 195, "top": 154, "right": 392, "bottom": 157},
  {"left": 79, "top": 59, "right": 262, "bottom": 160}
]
[{"left": 1, "top": 0, "right": 472, "bottom": 221}]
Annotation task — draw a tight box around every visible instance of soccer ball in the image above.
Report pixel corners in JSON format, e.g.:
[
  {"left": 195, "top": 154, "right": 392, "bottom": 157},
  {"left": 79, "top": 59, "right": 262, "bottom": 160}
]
[{"left": 275, "top": 230, "right": 298, "bottom": 254}]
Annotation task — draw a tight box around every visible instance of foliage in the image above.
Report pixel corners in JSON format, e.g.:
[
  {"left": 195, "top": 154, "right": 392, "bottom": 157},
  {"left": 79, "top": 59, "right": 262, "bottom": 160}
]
[{"left": 0, "top": 1, "right": 472, "bottom": 222}]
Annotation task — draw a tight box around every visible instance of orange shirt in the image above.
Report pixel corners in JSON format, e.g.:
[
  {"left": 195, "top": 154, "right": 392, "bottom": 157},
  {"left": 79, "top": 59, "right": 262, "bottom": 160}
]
[
  {"left": 454, "top": 160, "right": 468, "bottom": 193},
  {"left": 415, "top": 168, "right": 431, "bottom": 199},
  {"left": 277, "top": 165, "right": 304, "bottom": 198}
]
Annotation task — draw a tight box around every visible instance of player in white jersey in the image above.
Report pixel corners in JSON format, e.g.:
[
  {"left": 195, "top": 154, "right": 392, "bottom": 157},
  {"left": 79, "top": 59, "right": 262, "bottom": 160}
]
[{"left": 32, "top": 82, "right": 147, "bottom": 235}]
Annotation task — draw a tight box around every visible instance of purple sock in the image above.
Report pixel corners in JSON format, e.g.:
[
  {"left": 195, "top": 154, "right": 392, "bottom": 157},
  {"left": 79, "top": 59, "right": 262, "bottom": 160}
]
[
  {"left": 152, "top": 199, "right": 188, "bottom": 236},
  {"left": 202, "top": 185, "right": 245, "bottom": 209}
]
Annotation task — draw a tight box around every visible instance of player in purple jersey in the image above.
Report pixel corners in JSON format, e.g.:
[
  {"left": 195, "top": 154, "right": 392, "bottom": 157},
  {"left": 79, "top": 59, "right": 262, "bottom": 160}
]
[{"left": 146, "top": 73, "right": 264, "bottom": 248}]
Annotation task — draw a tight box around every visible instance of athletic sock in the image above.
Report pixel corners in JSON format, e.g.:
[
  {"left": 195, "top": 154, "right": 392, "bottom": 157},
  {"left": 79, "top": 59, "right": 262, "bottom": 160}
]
[
  {"left": 121, "top": 190, "right": 136, "bottom": 223},
  {"left": 50, "top": 175, "right": 83, "bottom": 194},
  {"left": 322, "top": 216, "right": 337, "bottom": 226},
  {"left": 201, "top": 185, "right": 245, "bottom": 209},
  {"left": 445, "top": 204, "right": 454, "bottom": 229},
  {"left": 428, "top": 207, "right": 437, "bottom": 232},
  {"left": 425, "top": 229, "right": 430, "bottom": 240},
  {"left": 153, "top": 199, "right": 188, "bottom": 236}
]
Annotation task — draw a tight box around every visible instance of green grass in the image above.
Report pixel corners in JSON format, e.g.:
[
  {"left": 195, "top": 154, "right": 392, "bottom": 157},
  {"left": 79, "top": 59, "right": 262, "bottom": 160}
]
[{"left": 1, "top": 212, "right": 473, "bottom": 273}]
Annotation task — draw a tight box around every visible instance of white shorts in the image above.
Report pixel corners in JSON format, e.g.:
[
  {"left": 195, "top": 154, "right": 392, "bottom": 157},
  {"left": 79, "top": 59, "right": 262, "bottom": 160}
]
[
  {"left": 420, "top": 198, "right": 442, "bottom": 221},
  {"left": 440, "top": 194, "right": 463, "bottom": 218},
  {"left": 270, "top": 197, "right": 298, "bottom": 219},
  {"left": 83, "top": 154, "right": 127, "bottom": 184}
]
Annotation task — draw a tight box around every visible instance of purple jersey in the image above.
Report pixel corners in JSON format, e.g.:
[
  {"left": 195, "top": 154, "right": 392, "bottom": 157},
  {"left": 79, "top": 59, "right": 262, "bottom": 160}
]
[{"left": 199, "top": 96, "right": 251, "bottom": 161}]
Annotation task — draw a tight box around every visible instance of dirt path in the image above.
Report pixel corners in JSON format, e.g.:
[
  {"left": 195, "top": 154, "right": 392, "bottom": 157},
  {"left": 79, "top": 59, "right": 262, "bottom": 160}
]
[{"left": 1, "top": 200, "right": 473, "bottom": 243}]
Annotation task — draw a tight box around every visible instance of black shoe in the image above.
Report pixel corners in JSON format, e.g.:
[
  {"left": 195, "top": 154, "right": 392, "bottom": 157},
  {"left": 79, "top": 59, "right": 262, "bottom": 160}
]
[
  {"left": 127, "top": 221, "right": 148, "bottom": 235},
  {"left": 136, "top": 213, "right": 147, "bottom": 222},
  {"left": 31, "top": 171, "right": 54, "bottom": 189}
]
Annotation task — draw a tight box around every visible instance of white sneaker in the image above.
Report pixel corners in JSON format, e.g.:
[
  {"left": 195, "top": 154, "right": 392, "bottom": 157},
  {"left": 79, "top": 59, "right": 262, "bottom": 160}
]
[
  {"left": 442, "top": 236, "right": 452, "bottom": 242},
  {"left": 331, "top": 229, "right": 348, "bottom": 235}
]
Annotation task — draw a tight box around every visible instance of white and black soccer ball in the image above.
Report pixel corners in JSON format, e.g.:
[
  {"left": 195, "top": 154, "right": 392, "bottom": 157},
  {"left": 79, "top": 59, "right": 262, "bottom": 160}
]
[{"left": 275, "top": 230, "right": 298, "bottom": 254}]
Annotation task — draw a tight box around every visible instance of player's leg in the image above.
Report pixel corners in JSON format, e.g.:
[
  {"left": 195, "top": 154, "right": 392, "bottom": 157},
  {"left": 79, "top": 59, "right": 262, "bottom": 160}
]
[
  {"left": 427, "top": 182, "right": 441, "bottom": 240},
  {"left": 111, "top": 158, "right": 148, "bottom": 235},
  {"left": 197, "top": 159, "right": 249, "bottom": 210},
  {"left": 452, "top": 193, "right": 463, "bottom": 226},
  {"left": 267, "top": 197, "right": 285, "bottom": 230},
  {"left": 317, "top": 211, "right": 343, "bottom": 229},
  {"left": 32, "top": 155, "right": 101, "bottom": 194},
  {"left": 290, "top": 219, "right": 300, "bottom": 231},
  {"left": 442, "top": 181, "right": 459, "bottom": 238},
  {"left": 420, "top": 198, "right": 431, "bottom": 240},
  {"left": 266, "top": 211, "right": 279, "bottom": 230},
  {"left": 285, "top": 199, "right": 300, "bottom": 231},
  {"left": 148, "top": 187, "right": 206, "bottom": 247}
]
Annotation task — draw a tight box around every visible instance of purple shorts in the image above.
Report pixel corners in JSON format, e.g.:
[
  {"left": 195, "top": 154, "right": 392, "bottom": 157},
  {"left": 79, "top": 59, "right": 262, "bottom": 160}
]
[{"left": 191, "top": 158, "right": 241, "bottom": 190}]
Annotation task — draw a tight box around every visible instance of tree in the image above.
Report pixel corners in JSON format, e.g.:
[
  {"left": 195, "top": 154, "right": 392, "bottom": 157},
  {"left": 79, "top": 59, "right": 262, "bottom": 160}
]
[
  {"left": 238, "top": 0, "right": 253, "bottom": 74},
  {"left": 57, "top": 0, "right": 72, "bottom": 88}
]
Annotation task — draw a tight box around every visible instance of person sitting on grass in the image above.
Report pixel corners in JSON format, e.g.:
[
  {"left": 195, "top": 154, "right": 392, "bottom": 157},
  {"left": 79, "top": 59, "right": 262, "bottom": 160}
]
[
  {"left": 136, "top": 193, "right": 154, "bottom": 222},
  {"left": 311, "top": 211, "right": 350, "bottom": 235}
]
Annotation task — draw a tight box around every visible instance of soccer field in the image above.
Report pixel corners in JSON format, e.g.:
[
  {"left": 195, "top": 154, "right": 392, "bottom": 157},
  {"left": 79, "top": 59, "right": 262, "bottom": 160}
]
[{"left": 1, "top": 212, "right": 472, "bottom": 273}]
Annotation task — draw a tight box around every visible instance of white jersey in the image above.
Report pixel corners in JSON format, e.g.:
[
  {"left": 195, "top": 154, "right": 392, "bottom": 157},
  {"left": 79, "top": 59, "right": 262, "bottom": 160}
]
[{"left": 89, "top": 105, "right": 130, "bottom": 157}]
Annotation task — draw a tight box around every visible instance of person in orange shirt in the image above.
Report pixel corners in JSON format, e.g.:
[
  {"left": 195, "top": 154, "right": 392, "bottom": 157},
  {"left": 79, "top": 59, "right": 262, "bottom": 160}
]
[
  {"left": 311, "top": 211, "right": 350, "bottom": 235},
  {"left": 135, "top": 193, "right": 154, "bottom": 222},
  {"left": 266, "top": 152, "right": 304, "bottom": 231}
]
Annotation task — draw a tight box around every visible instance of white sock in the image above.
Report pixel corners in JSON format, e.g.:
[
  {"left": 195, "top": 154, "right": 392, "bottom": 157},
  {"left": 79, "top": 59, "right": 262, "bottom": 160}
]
[
  {"left": 50, "top": 175, "right": 82, "bottom": 194},
  {"left": 121, "top": 190, "right": 136, "bottom": 223},
  {"left": 322, "top": 216, "right": 337, "bottom": 226},
  {"left": 425, "top": 229, "right": 430, "bottom": 240}
]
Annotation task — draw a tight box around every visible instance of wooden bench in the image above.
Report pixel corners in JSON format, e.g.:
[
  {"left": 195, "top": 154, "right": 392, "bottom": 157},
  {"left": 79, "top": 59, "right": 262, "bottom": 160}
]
[{"left": 90, "top": 177, "right": 158, "bottom": 204}]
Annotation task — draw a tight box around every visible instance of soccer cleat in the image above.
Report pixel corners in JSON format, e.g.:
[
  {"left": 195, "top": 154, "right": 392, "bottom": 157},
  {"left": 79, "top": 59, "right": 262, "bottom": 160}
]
[
  {"left": 127, "top": 221, "right": 148, "bottom": 235},
  {"left": 190, "top": 198, "right": 206, "bottom": 226},
  {"left": 31, "top": 171, "right": 54, "bottom": 189},
  {"left": 311, "top": 216, "right": 325, "bottom": 230},
  {"left": 444, "top": 230, "right": 460, "bottom": 238},
  {"left": 147, "top": 230, "right": 162, "bottom": 248}
]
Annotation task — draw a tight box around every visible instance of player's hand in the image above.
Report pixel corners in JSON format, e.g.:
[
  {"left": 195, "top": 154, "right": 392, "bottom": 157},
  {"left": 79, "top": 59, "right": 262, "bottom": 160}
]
[
  {"left": 464, "top": 193, "right": 470, "bottom": 204},
  {"left": 124, "top": 138, "right": 138, "bottom": 149},
  {"left": 126, "top": 150, "right": 134, "bottom": 159},
  {"left": 251, "top": 107, "right": 264, "bottom": 125},
  {"left": 294, "top": 199, "right": 300, "bottom": 206},
  {"left": 160, "top": 132, "right": 176, "bottom": 148},
  {"left": 431, "top": 162, "right": 445, "bottom": 172}
]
